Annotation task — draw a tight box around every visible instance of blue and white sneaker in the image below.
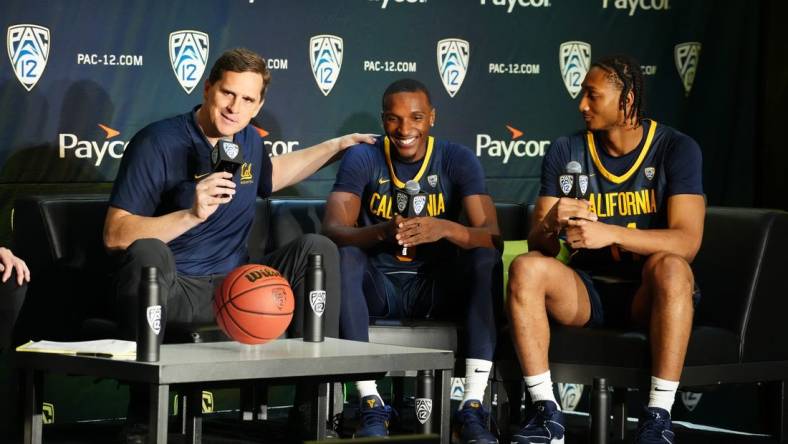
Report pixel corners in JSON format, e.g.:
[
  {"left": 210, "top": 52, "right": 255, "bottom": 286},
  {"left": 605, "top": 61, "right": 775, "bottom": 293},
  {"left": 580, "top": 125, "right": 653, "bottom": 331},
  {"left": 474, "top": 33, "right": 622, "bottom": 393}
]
[
  {"left": 635, "top": 407, "right": 674, "bottom": 444},
  {"left": 452, "top": 399, "right": 499, "bottom": 444},
  {"left": 354, "top": 395, "right": 395, "bottom": 438},
  {"left": 511, "top": 400, "right": 565, "bottom": 444}
]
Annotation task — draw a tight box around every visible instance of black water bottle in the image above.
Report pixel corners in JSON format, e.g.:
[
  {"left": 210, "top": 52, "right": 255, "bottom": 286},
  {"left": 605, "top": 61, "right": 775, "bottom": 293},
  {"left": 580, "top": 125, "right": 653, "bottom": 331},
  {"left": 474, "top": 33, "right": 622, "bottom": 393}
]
[
  {"left": 137, "top": 266, "right": 162, "bottom": 362},
  {"left": 591, "top": 377, "right": 610, "bottom": 444},
  {"left": 303, "top": 253, "right": 325, "bottom": 342}
]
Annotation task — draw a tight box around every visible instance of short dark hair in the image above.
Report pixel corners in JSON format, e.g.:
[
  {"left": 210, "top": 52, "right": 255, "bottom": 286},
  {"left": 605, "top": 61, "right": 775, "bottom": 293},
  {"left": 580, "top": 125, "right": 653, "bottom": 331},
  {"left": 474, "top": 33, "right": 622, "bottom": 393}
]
[
  {"left": 208, "top": 48, "right": 271, "bottom": 100},
  {"left": 591, "top": 55, "right": 645, "bottom": 124},
  {"left": 382, "top": 78, "right": 432, "bottom": 110}
]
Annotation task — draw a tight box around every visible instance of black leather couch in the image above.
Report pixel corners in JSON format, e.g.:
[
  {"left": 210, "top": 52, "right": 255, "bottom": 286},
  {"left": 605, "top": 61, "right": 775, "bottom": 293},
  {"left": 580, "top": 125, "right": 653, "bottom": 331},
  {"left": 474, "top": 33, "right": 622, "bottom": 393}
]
[
  {"left": 11, "top": 195, "right": 525, "bottom": 347},
  {"left": 11, "top": 195, "right": 788, "bottom": 442}
]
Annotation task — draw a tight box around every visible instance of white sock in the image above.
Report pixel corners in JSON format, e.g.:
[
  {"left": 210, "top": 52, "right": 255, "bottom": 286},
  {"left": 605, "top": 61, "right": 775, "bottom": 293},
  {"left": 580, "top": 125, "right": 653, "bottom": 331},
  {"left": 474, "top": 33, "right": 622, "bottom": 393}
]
[
  {"left": 355, "top": 380, "right": 383, "bottom": 405},
  {"left": 524, "top": 370, "right": 559, "bottom": 409},
  {"left": 648, "top": 376, "right": 678, "bottom": 413},
  {"left": 461, "top": 358, "right": 492, "bottom": 408}
]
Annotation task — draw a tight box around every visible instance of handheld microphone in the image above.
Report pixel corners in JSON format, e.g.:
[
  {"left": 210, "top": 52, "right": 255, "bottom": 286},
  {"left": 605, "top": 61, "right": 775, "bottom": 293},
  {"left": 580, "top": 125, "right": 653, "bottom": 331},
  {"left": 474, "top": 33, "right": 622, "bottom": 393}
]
[
  {"left": 393, "top": 179, "right": 428, "bottom": 255},
  {"left": 211, "top": 138, "right": 243, "bottom": 176},
  {"left": 558, "top": 160, "right": 590, "bottom": 200},
  {"left": 394, "top": 180, "right": 428, "bottom": 218}
]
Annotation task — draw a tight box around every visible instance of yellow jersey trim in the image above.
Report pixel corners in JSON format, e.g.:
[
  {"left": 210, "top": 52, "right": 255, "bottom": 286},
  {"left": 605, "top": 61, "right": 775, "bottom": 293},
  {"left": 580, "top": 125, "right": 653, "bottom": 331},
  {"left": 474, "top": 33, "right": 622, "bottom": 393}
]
[
  {"left": 384, "top": 136, "right": 434, "bottom": 189},
  {"left": 587, "top": 120, "right": 657, "bottom": 184}
]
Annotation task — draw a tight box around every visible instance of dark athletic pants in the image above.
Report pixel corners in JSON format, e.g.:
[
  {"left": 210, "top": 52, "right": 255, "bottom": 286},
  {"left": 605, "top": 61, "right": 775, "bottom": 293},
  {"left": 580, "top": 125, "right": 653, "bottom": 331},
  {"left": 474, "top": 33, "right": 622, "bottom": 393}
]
[
  {"left": 113, "top": 234, "right": 340, "bottom": 341},
  {"left": 338, "top": 246, "right": 499, "bottom": 361},
  {"left": 114, "top": 234, "right": 340, "bottom": 421}
]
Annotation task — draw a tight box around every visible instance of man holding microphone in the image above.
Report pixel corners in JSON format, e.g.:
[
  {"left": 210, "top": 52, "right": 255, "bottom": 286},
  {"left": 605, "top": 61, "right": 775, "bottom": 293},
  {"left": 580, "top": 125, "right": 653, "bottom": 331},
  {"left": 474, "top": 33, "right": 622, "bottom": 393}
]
[
  {"left": 323, "top": 78, "right": 501, "bottom": 443},
  {"left": 506, "top": 55, "right": 704, "bottom": 444}
]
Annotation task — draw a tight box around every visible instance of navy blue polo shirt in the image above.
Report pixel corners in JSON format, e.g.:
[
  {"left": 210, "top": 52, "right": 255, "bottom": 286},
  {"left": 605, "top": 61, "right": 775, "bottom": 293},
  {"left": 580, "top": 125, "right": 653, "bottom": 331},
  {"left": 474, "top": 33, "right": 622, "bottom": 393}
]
[{"left": 110, "top": 107, "right": 273, "bottom": 276}]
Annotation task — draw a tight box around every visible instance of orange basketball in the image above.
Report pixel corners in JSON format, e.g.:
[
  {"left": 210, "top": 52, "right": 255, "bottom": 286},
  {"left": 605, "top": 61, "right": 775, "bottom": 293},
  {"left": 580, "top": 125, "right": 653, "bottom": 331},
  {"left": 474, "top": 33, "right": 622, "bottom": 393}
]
[{"left": 213, "top": 264, "right": 294, "bottom": 345}]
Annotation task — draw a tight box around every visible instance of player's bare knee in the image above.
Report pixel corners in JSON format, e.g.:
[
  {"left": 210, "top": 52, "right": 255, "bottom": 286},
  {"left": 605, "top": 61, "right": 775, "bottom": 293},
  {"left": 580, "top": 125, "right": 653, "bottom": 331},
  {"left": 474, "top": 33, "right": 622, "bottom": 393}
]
[
  {"left": 644, "top": 252, "right": 693, "bottom": 300},
  {"left": 508, "top": 253, "right": 551, "bottom": 305}
]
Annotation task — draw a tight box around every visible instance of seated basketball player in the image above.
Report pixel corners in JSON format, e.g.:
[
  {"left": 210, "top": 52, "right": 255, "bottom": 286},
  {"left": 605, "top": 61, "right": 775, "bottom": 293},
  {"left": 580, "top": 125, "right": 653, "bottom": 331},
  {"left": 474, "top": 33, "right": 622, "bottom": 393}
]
[
  {"left": 0, "top": 246, "right": 29, "bottom": 352},
  {"left": 323, "top": 78, "right": 501, "bottom": 443},
  {"left": 506, "top": 55, "right": 704, "bottom": 444},
  {"left": 103, "top": 48, "right": 373, "bottom": 441}
]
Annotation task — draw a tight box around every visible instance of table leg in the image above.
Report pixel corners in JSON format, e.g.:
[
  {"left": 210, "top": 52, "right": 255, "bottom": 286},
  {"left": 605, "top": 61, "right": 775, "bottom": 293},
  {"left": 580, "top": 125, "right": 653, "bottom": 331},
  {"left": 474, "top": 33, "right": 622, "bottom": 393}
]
[
  {"left": 148, "top": 384, "right": 170, "bottom": 444},
  {"left": 437, "top": 368, "right": 452, "bottom": 444},
  {"left": 23, "top": 369, "right": 42, "bottom": 444},
  {"left": 315, "top": 382, "right": 329, "bottom": 440},
  {"left": 186, "top": 385, "right": 203, "bottom": 444}
]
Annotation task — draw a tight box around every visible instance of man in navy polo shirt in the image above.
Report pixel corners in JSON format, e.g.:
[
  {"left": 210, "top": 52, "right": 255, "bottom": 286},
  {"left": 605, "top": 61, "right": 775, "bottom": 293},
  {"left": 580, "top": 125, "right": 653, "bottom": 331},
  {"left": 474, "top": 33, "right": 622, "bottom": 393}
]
[{"left": 104, "top": 48, "right": 372, "bottom": 440}]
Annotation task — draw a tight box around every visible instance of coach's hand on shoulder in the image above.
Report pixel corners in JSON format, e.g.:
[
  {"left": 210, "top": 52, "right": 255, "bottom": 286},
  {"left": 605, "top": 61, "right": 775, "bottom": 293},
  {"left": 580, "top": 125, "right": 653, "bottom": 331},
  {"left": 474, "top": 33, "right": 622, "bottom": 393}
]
[
  {"left": 0, "top": 247, "right": 30, "bottom": 285},
  {"left": 395, "top": 216, "right": 445, "bottom": 248},
  {"left": 565, "top": 218, "right": 615, "bottom": 250},
  {"left": 334, "top": 133, "right": 377, "bottom": 152},
  {"left": 192, "top": 171, "right": 236, "bottom": 221}
]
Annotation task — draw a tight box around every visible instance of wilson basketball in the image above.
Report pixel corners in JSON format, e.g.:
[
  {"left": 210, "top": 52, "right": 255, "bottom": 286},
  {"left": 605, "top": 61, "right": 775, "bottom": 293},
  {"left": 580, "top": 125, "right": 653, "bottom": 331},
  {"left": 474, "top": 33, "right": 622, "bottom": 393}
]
[{"left": 213, "top": 264, "right": 294, "bottom": 345}]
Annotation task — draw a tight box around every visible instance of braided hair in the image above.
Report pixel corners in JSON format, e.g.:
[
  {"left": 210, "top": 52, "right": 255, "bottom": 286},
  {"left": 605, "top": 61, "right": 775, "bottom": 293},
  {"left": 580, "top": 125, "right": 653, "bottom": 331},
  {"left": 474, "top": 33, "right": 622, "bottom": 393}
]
[{"left": 591, "top": 55, "right": 645, "bottom": 126}]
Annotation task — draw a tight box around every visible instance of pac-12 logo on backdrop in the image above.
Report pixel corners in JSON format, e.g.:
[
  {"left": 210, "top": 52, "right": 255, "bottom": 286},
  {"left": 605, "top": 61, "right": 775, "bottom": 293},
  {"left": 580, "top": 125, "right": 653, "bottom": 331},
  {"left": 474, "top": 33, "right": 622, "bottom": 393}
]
[
  {"left": 559, "top": 41, "right": 591, "bottom": 99},
  {"left": 309, "top": 35, "right": 343, "bottom": 96},
  {"left": 169, "top": 30, "right": 209, "bottom": 94},
  {"left": 7, "top": 24, "right": 50, "bottom": 92},
  {"left": 674, "top": 42, "right": 701, "bottom": 97},
  {"left": 437, "top": 38, "right": 469, "bottom": 98}
]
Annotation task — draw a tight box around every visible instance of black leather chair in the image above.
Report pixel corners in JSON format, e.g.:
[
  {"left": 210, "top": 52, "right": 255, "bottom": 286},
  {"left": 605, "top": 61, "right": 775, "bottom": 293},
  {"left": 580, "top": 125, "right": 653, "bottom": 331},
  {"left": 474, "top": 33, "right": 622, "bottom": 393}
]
[{"left": 493, "top": 207, "right": 788, "bottom": 443}]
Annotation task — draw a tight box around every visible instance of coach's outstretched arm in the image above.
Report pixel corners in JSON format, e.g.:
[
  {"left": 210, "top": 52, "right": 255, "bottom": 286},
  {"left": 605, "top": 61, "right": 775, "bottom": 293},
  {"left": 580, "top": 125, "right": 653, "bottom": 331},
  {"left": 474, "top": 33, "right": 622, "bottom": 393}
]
[{"left": 270, "top": 133, "right": 375, "bottom": 192}]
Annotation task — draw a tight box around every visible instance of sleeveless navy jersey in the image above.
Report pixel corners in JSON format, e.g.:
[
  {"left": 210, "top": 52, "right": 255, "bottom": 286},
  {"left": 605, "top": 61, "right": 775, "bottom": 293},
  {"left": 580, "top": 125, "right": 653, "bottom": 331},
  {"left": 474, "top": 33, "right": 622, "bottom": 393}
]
[
  {"left": 333, "top": 135, "right": 487, "bottom": 269},
  {"left": 541, "top": 119, "right": 703, "bottom": 277}
]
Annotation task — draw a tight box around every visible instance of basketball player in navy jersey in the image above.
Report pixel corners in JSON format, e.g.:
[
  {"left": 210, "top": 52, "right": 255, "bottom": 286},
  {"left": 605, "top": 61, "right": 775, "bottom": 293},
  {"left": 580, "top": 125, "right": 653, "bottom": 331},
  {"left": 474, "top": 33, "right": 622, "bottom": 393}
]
[
  {"left": 507, "top": 55, "right": 704, "bottom": 444},
  {"left": 323, "top": 79, "right": 501, "bottom": 443}
]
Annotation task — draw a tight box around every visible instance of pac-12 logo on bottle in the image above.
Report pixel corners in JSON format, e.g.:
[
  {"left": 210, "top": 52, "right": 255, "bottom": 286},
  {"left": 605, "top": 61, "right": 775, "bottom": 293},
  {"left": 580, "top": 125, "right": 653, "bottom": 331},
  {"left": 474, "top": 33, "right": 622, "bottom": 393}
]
[
  {"left": 169, "top": 30, "right": 209, "bottom": 94},
  {"left": 559, "top": 41, "right": 591, "bottom": 99},
  {"left": 309, "top": 290, "right": 326, "bottom": 317},
  {"left": 7, "top": 24, "right": 50, "bottom": 92},
  {"left": 436, "top": 38, "right": 469, "bottom": 98},
  {"left": 146, "top": 305, "right": 162, "bottom": 335},
  {"left": 309, "top": 34, "right": 343, "bottom": 96}
]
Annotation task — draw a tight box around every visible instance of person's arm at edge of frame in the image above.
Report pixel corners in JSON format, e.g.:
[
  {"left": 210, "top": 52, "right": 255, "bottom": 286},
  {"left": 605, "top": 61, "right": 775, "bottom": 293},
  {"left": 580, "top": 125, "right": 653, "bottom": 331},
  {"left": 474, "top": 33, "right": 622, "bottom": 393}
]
[
  {"left": 270, "top": 133, "right": 376, "bottom": 192},
  {"left": 0, "top": 247, "right": 30, "bottom": 285}
]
